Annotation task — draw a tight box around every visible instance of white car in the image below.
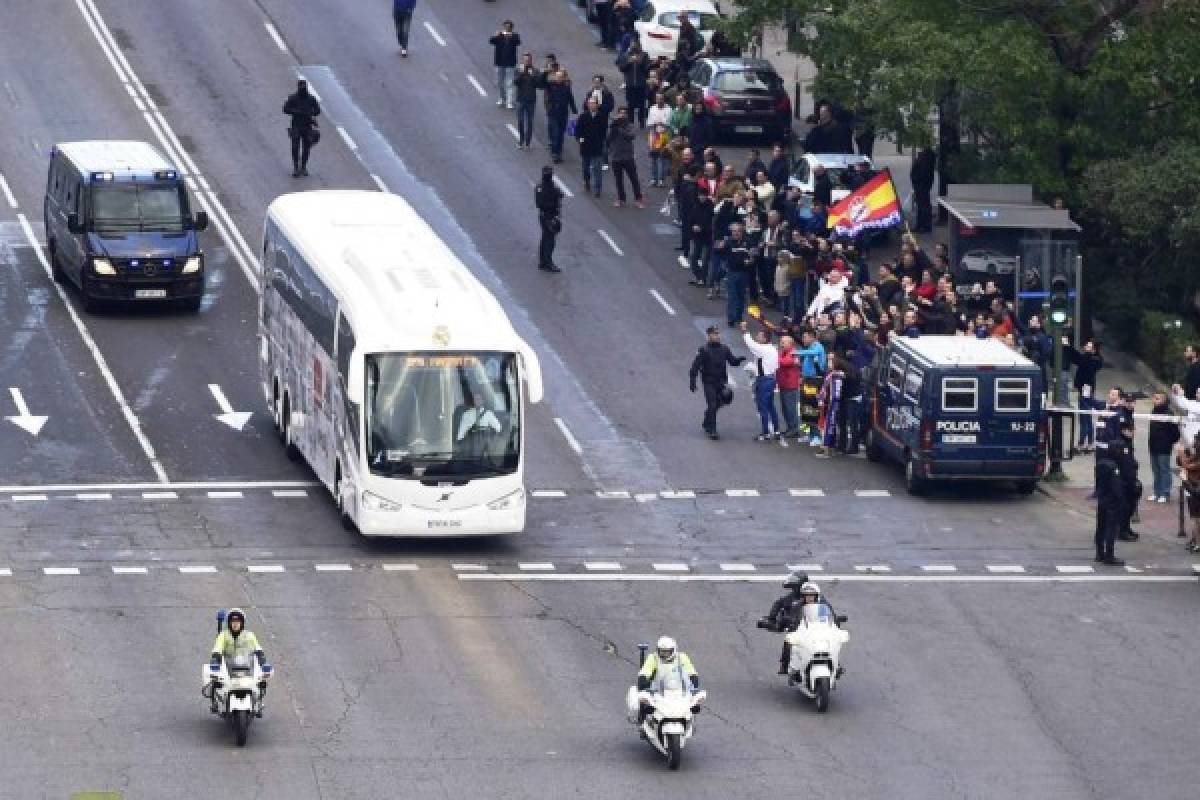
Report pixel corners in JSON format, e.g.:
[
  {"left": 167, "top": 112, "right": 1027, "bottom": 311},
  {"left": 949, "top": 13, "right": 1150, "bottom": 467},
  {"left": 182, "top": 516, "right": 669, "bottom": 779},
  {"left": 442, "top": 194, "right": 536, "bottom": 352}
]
[
  {"left": 634, "top": 0, "right": 722, "bottom": 61},
  {"left": 788, "top": 153, "right": 873, "bottom": 204},
  {"left": 959, "top": 249, "right": 1019, "bottom": 276}
]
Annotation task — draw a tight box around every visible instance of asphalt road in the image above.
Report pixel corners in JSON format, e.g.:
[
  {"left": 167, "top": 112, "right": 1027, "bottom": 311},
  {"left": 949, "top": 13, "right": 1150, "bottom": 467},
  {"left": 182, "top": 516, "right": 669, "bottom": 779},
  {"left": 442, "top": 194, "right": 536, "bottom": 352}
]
[{"left": 0, "top": 1, "right": 1195, "bottom": 798}]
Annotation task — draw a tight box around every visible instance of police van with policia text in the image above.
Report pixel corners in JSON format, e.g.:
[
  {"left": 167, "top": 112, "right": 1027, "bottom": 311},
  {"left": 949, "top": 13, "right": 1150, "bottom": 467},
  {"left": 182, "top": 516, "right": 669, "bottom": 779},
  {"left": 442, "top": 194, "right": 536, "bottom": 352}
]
[{"left": 864, "top": 336, "right": 1046, "bottom": 495}]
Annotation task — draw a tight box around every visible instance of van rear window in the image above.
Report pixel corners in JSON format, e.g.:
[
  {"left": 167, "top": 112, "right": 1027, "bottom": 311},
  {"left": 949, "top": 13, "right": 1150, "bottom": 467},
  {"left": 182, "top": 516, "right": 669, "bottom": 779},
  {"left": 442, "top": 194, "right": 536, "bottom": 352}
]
[
  {"left": 887, "top": 355, "right": 905, "bottom": 392},
  {"left": 995, "top": 377, "right": 1031, "bottom": 412},
  {"left": 942, "top": 377, "right": 978, "bottom": 412},
  {"left": 903, "top": 367, "right": 924, "bottom": 402}
]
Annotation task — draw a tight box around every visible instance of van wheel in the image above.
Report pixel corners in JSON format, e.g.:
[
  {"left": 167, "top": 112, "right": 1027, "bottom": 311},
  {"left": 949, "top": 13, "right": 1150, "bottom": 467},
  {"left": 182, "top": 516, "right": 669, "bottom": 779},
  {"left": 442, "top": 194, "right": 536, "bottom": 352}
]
[
  {"left": 48, "top": 242, "right": 66, "bottom": 284},
  {"left": 1016, "top": 480, "right": 1038, "bottom": 496},
  {"left": 865, "top": 428, "right": 883, "bottom": 463},
  {"left": 281, "top": 395, "right": 301, "bottom": 462},
  {"left": 79, "top": 278, "right": 100, "bottom": 313},
  {"left": 904, "top": 456, "right": 925, "bottom": 495}
]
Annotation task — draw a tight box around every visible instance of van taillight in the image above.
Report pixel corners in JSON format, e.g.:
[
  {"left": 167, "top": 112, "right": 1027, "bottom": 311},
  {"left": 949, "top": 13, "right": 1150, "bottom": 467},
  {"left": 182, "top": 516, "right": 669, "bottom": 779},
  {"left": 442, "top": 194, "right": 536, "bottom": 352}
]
[
  {"left": 920, "top": 420, "right": 933, "bottom": 451},
  {"left": 1037, "top": 419, "right": 1047, "bottom": 450}
]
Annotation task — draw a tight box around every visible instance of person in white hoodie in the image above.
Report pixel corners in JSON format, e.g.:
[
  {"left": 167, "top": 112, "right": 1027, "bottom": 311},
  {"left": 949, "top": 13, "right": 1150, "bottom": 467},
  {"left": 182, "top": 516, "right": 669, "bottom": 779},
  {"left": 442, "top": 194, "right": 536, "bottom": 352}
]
[
  {"left": 740, "top": 320, "right": 781, "bottom": 441},
  {"left": 806, "top": 268, "right": 849, "bottom": 321},
  {"left": 1170, "top": 383, "right": 1200, "bottom": 443},
  {"left": 645, "top": 93, "right": 672, "bottom": 187}
]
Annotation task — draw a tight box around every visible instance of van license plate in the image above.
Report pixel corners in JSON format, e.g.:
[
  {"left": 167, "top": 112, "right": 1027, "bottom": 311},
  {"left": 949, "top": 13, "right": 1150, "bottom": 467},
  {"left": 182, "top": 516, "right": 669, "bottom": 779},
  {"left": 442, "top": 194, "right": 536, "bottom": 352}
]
[
  {"left": 735, "top": 125, "right": 763, "bottom": 134},
  {"left": 135, "top": 289, "right": 167, "bottom": 299},
  {"left": 942, "top": 434, "right": 976, "bottom": 444}
]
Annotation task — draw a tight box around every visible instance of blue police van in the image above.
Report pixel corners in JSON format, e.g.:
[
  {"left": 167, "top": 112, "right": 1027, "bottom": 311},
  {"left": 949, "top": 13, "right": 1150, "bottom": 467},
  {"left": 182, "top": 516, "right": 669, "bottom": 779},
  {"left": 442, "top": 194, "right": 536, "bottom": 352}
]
[
  {"left": 864, "top": 336, "right": 1045, "bottom": 495},
  {"left": 44, "top": 140, "right": 208, "bottom": 312}
]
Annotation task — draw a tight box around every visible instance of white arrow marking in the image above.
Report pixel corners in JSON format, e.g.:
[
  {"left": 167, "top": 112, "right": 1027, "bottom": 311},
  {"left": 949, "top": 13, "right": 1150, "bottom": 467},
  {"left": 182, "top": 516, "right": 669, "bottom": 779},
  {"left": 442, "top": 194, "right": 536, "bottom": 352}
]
[
  {"left": 5, "top": 388, "right": 48, "bottom": 436},
  {"left": 208, "top": 384, "right": 252, "bottom": 431}
]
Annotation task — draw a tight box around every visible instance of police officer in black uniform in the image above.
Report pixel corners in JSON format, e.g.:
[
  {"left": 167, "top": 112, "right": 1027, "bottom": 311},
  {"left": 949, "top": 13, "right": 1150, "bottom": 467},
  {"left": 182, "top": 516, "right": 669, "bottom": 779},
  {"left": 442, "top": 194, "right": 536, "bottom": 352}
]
[
  {"left": 688, "top": 326, "right": 745, "bottom": 440},
  {"left": 1094, "top": 430, "right": 1129, "bottom": 566},
  {"left": 1111, "top": 418, "right": 1141, "bottom": 541},
  {"left": 283, "top": 80, "right": 321, "bottom": 177},
  {"left": 535, "top": 166, "right": 563, "bottom": 272}
]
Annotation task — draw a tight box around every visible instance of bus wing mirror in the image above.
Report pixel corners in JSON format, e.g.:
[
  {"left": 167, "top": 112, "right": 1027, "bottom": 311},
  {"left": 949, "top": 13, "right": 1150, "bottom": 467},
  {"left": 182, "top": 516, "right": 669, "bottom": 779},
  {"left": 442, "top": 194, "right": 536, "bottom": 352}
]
[
  {"left": 192, "top": 211, "right": 210, "bottom": 232},
  {"left": 518, "top": 343, "right": 543, "bottom": 404},
  {"left": 67, "top": 213, "right": 84, "bottom": 234}
]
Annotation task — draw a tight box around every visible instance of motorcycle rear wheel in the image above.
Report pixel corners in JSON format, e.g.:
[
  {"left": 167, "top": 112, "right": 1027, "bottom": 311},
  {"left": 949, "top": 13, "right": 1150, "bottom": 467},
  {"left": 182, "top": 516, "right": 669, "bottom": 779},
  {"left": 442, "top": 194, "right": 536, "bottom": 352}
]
[
  {"left": 665, "top": 733, "right": 682, "bottom": 770},
  {"left": 814, "top": 677, "right": 831, "bottom": 713},
  {"left": 232, "top": 709, "right": 251, "bottom": 746}
]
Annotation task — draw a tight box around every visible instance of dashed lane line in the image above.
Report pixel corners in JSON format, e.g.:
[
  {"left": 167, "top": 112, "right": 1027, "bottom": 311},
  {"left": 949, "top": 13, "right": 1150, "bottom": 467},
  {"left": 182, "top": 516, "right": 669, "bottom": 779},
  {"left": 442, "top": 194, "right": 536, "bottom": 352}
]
[
  {"left": 271, "top": 490, "right": 308, "bottom": 498},
  {"left": 12, "top": 494, "right": 47, "bottom": 502},
  {"left": 597, "top": 229, "right": 624, "bottom": 256},
  {"left": 247, "top": 565, "right": 285, "bottom": 574},
  {"left": 460, "top": 573, "right": 1200, "bottom": 584},
  {"left": 505, "top": 123, "right": 520, "bottom": 141},
  {"left": 371, "top": 173, "right": 389, "bottom": 192},
  {"left": 424, "top": 21, "right": 447, "bottom": 46},
  {"left": 553, "top": 417, "right": 583, "bottom": 456},
  {"left": 789, "top": 488, "right": 825, "bottom": 497},
  {"left": 178, "top": 566, "right": 217, "bottom": 574},
  {"left": 452, "top": 564, "right": 487, "bottom": 572},
  {"left": 382, "top": 563, "right": 420, "bottom": 572},
  {"left": 207, "top": 491, "right": 244, "bottom": 499},
  {"left": 0, "top": 172, "right": 16, "bottom": 208},
  {"left": 854, "top": 489, "right": 891, "bottom": 497},
  {"left": 921, "top": 565, "right": 958, "bottom": 573},
  {"left": 141, "top": 491, "right": 178, "bottom": 500},
  {"left": 44, "top": 567, "right": 80, "bottom": 576},
  {"left": 649, "top": 288, "right": 676, "bottom": 315},
  {"left": 595, "top": 490, "right": 631, "bottom": 499},
  {"left": 653, "top": 563, "right": 690, "bottom": 572},
  {"left": 553, "top": 176, "right": 574, "bottom": 198},
  {"left": 855, "top": 565, "right": 893, "bottom": 573},
  {"left": 585, "top": 562, "right": 623, "bottom": 571},
  {"left": 315, "top": 564, "right": 353, "bottom": 572},
  {"left": 76, "top": 493, "right": 113, "bottom": 500},
  {"left": 337, "top": 125, "right": 358, "bottom": 151},
  {"left": 466, "top": 74, "right": 488, "bottom": 97},
  {"left": 788, "top": 564, "right": 825, "bottom": 572},
  {"left": 1056, "top": 565, "right": 1094, "bottom": 574},
  {"left": 725, "top": 489, "right": 759, "bottom": 497},
  {"left": 518, "top": 562, "right": 555, "bottom": 571},
  {"left": 0, "top": 568, "right": 10, "bottom": 577},
  {"left": 112, "top": 566, "right": 148, "bottom": 575},
  {"left": 263, "top": 21, "right": 289, "bottom": 53},
  {"left": 719, "top": 563, "right": 756, "bottom": 572},
  {"left": 531, "top": 489, "right": 567, "bottom": 498},
  {"left": 987, "top": 565, "right": 1027, "bottom": 574},
  {"left": 659, "top": 490, "right": 695, "bottom": 500}
]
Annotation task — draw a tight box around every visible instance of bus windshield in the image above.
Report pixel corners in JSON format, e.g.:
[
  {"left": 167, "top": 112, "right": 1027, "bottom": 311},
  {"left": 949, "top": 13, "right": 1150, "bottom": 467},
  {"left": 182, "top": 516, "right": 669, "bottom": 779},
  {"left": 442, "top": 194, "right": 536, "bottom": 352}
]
[
  {"left": 91, "top": 183, "right": 187, "bottom": 232},
  {"left": 365, "top": 351, "right": 521, "bottom": 479}
]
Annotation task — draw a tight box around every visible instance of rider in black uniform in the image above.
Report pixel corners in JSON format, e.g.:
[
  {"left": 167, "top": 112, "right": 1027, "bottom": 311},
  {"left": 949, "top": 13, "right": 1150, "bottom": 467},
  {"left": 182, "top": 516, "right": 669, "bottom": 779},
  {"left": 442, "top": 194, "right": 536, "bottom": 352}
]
[{"left": 763, "top": 572, "right": 837, "bottom": 675}]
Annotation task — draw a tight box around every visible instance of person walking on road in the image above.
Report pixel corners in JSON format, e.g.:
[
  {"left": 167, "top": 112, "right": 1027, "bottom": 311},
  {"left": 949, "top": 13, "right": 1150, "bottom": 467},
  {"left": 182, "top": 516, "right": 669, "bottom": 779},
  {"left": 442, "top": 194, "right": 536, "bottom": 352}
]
[
  {"left": 393, "top": 0, "right": 416, "bottom": 57},
  {"left": 543, "top": 69, "right": 576, "bottom": 164},
  {"left": 576, "top": 98, "right": 607, "bottom": 197},
  {"left": 283, "top": 79, "right": 320, "bottom": 177},
  {"left": 489, "top": 21, "right": 521, "bottom": 109},
  {"left": 689, "top": 326, "right": 745, "bottom": 440},
  {"left": 514, "top": 53, "right": 540, "bottom": 149},
  {"left": 535, "top": 166, "right": 563, "bottom": 273},
  {"left": 606, "top": 107, "right": 644, "bottom": 208}
]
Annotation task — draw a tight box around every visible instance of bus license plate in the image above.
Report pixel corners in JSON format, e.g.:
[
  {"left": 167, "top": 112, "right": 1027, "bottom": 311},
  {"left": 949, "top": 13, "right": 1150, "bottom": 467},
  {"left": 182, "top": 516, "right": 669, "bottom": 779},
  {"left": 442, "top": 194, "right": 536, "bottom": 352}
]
[
  {"left": 735, "top": 125, "right": 763, "bottom": 134},
  {"left": 942, "top": 434, "right": 976, "bottom": 444},
  {"left": 135, "top": 289, "right": 167, "bottom": 299}
]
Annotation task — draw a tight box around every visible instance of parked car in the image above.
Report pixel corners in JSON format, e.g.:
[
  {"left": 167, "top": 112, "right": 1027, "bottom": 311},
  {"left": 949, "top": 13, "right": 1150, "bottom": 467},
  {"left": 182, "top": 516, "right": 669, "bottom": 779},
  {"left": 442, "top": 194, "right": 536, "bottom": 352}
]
[
  {"left": 788, "top": 153, "right": 873, "bottom": 203},
  {"left": 688, "top": 57, "right": 792, "bottom": 143},
  {"left": 959, "top": 249, "right": 1019, "bottom": 276},
  {"left": 634, "top": 1, "right": 721, "bottom": 61}
]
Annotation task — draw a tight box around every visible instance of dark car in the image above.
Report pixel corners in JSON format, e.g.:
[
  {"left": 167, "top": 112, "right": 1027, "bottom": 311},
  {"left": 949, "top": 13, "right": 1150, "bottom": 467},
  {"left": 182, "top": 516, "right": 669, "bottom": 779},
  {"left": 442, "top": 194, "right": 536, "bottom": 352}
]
[{"left": 688, "top": 57, "right": 792, "bottom": 143}]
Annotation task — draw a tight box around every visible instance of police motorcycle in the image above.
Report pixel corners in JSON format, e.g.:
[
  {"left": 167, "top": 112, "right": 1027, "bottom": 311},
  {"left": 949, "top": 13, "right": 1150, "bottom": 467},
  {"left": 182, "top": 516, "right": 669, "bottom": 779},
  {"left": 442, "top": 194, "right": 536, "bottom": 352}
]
[
  {"left": 758, "top": 600, "right": 848, "bottom": 712},
  {"left": 201, "top": 610, "right": 273, "bottom": 746},
  {"left": 624, "top": 643, "right": 707, "bottom": 770}
]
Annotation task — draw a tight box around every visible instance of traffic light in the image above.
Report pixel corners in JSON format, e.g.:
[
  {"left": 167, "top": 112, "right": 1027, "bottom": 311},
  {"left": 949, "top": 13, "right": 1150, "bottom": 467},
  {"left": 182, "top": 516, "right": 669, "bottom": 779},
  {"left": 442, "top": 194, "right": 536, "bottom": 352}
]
[{"left": 1048, "top": 275, "right": 1069, "bottom": 326}]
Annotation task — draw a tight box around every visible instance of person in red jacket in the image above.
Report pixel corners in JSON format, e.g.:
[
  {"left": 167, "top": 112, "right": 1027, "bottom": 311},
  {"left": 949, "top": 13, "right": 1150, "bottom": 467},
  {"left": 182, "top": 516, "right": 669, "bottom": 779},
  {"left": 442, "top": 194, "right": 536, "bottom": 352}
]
[{"left": 776, "top": 334, "right": 801, "bottom": 438}]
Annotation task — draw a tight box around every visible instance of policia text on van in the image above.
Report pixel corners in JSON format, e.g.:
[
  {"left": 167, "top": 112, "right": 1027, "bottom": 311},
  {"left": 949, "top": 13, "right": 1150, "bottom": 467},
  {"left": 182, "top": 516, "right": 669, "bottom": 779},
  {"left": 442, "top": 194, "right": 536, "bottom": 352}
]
[{"left": 44, "top": 141, "right": 209, "bottom": 312}]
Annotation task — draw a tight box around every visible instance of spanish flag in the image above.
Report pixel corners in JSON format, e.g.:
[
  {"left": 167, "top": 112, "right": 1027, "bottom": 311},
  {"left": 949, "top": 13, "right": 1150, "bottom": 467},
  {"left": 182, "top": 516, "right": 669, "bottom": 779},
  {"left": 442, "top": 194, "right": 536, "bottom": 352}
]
[{"left": 826, "top": 169, "right": 902, "bottom": 237}]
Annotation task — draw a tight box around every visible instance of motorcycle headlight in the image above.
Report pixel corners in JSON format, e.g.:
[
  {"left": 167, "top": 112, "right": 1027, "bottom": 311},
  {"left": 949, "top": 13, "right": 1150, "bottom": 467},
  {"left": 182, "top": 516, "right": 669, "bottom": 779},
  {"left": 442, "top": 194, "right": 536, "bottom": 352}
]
[
  {"left": 361, "top": 490, "right": 402, "bottom": 512},
  {"left": 181, "top": 256, "right": 202, "bottom": 274},
  {"left": 92, "top": 258, "right": 116, "bottom": 275},
  {"left": 486, "top": 488, "right": 524, "bottom": 511}
]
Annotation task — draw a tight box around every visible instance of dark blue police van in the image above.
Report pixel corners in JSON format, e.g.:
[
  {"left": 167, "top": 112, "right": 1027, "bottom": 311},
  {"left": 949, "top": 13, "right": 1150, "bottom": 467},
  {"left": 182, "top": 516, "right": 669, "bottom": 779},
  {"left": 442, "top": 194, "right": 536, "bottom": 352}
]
[
  {"left": 44, "top": 140, "right": 208, "bottom": 312},
  {"left": 864, "top": 336, "right": 1045, "bottom": 495}
]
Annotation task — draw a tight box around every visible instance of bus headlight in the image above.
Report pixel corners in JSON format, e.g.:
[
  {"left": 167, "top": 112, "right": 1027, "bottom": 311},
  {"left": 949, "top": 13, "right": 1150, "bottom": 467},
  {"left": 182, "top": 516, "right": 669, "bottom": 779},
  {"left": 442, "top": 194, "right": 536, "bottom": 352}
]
[
  {"left": 486, "top": 488, "right": 524, "bottom": 511},
  {"left": 92, "top": 258, "right": 116, "bottom": 275},
  {"left": 181, "top": 256, "right": 202, "bottom": 274},
  {"left": 361, "top": 491, "right": 402, "bottom": 512}
]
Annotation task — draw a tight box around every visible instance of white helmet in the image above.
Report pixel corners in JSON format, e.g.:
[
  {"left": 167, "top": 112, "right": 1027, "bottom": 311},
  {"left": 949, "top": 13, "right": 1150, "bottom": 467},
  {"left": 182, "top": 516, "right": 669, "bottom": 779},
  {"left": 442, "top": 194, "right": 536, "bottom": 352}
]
[
  {"left": 800, "top": 582, "right": 820, "bottom": 598},
  {"left": 656, "top": 635, "right": 677, "bottom": 663}
]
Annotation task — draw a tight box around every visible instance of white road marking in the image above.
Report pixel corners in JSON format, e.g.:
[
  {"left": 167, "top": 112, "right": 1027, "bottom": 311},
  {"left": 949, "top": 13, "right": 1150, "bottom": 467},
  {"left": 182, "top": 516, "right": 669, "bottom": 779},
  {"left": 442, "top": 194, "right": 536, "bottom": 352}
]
[
  {"left": 423, "top": 21, "right": 446, "bottom": 46},
  {"left": 141, "top": 491, "right": 178, "bottom": 500},
  {"left": 584, "top": 562, "right": 623, "bottom": 571},
  {"left": 461, "top": 573, "right": 1200, "bottom": 584},
  {"left": 315, "top": 564, "right": 353, "bottom": 572},
  {"left": 382, "top": 563, "right": 420, "bottom": 572},
  {"left": 208, "top": 384, "right": 252, "bottom": 431},
  {"left": 75, "top": 493, "right": 113, "bottom": 500},
  {"left": 677, "top": 255, "right": 689, "bottom": 269},
  {"left": 44, "top": 567, "right": 80, "bottom": 576},
  {"left": 0, "top": 480, "right": 318, "bottom": 492},
  {"left": 337, "top": 125, "right": 357, "bottom": 151},
  {"left": 1056, "top": 565, "right": 1094, "bottom": 574},
  {"left": 531, "top": 490, "right": 567, "bottom": 498},
  {"left": 553, "top": 417, "right": 583, "bottom": 456},
  {"left": 518, "top": 563, "right": 555, "bottom": 571},
  {"left": 725, "top": 489, "right": 759, "bottom": 497},
  {"left": 506, "top": 123, "right": 520, "bottom": 140},
  {"left": 5, "top": 387, "right": 48, "bottom": 436},
  {"left": 854, "top": 489, "right": 890, "bottom": 497},
  {"left": 112, "top": 566, "right": 148, "bottom": 575},
  {"left": 1192, "top": 564, "right": 1200, "bottom": 573},
  {"left": 0, "top": 568, "right": 10, "bottom": 577},
  {"left": 659, "top": 490, "right": 695, "bottom": 499},
  {"left": 466, "top": 74, "right": 488, "bottom": 97},
  {"left": 986, "top": 565, "right": 1026, "bottom": 574},
  {"left": 855, "top": 565, "right": 892, "bottom": 573},
  {"left": 634, "top": 492, "right": 657, "bottom": 503},
  {"left": 921, "top": 565, "right": 958, "bottom": 573},
  {"left": 12, "top": 494, "right": 48, "bottom": 502},
  {"left": 720, "top": 563, "right": 756, "bottom": 572},
  {"left": 553, "top": 175, "right": 574, "bottom": 198},
  {"left": 179, "top": 566, "right": 218, "bottom": 574},
  {"left": 247, "top": 565, "right": 285, "bottom": 574},
  {"left": 370, "top": 173, "right": 388, "bottom": 192},
  {"left": 17, "top": 212, "right": 170, "bottom": 483},
  {"left": 1124, "top": 565, "right": 1143, "bottom": 574},
  {"left": 0, "top": 171, "right": 17, "bottom": 208},
  {"left": 452, "top": 563, "right": 487, "bottom": 572},
  {"left": 789, "top": 488, "right": 825, "bottom": 497},
  {"left": 595, "top": 490, "right": 631, "bottom": 499},
  {"left": 653, "top": 563, "right": 689, "bottom": 572},
  {"left": 597, "top": 229, "right": 624, "bottom": 256},
  {"left": 787, "top": 564, "right": 824, "bottom": 572},
  {"left": 263, "top": 21, "right": 289, "bottom": 53},
  {"left": 648, "top": 289, "right": 676, "bottom": 315},
  {"left": 206, "top": 491, "right": 244, "bottom": 499},
  {"left": 272, "top": 490, "right": 308, "bottom": 498}
]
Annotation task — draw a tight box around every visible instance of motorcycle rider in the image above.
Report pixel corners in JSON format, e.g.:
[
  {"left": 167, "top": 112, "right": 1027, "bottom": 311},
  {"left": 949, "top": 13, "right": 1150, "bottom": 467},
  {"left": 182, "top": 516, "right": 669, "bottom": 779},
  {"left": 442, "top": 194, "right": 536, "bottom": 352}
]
[
  {"left": 209, "top": 608, "right": 268, "bottom": 711},
  {"left": 637, "top": 636, "right": 699, "bottom": 722},
  {"left": 764, "top": 574, "right": 835, "bottom": 674}
]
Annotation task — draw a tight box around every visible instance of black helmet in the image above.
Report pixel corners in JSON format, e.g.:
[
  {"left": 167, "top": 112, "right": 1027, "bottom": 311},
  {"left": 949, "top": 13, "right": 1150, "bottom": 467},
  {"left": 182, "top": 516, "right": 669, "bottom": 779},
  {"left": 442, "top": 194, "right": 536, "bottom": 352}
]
[{"left": 783, "top": 572, "right": 808, "bottom": 591}]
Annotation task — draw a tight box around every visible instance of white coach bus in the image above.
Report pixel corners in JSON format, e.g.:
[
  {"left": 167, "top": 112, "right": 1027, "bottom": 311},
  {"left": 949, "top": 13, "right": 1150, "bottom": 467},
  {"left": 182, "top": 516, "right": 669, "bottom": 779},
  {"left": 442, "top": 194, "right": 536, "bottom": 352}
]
[{"left": 260, "top": 190, "right": 543, "bottom": 536}]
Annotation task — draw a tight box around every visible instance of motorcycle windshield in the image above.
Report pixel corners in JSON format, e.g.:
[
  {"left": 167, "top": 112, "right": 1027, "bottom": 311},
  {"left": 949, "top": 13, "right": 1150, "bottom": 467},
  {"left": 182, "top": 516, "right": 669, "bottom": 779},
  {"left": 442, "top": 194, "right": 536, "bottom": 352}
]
[
  {"left": 800, "top": 603, "right": 835, "bottom": 627},
  {"left": 653, "top": 663, "right": 691, "bottom": 697},
  {"left": 227, "top": 650, "right": 255, "bottom": 675}
]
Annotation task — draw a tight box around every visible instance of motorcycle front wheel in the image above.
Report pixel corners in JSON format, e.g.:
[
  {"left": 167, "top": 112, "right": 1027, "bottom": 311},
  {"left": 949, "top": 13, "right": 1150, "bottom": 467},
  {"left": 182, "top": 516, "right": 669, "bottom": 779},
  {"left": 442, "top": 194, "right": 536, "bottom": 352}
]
[
  {"left": 665, "top": 733, "right": 682, "bottom": 770},
  {"left": 232, "top": 709, "right": 251, "bottom": 746},
  {"left": 814, "top": 677, "right": 831, "bottom": 713}
]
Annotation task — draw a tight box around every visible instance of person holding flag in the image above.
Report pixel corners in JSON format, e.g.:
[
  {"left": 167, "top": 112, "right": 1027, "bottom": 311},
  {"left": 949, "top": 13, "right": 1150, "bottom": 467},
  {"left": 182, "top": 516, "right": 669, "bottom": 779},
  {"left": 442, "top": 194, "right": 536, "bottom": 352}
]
[{"left": 826, "top": 169, "right": 903, "bottom": 240}]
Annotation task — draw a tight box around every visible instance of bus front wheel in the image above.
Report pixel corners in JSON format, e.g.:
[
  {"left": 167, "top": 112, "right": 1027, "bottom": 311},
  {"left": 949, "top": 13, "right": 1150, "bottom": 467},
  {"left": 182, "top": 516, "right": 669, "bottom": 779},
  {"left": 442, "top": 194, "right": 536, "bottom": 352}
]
[{"left": 335, "top": 469, "right": 357, "bottom": 533}]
